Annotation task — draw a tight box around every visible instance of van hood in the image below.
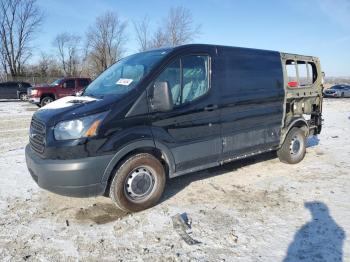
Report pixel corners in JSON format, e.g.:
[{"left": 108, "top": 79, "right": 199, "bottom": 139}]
[
  {"left": 39, "top": 96, "right": 97, "bottom": 110},
  {"left": 33, "top": 94, "right": 126, "bottom": 126}
]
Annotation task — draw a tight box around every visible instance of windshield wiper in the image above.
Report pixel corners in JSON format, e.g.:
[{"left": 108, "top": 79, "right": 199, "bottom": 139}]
[{"left": 84, "top": 93, "right": 104, "bottom": 99}]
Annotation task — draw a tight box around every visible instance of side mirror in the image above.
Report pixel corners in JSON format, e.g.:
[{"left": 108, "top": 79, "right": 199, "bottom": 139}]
[
  {"left": 62, "top": 82, "right": 67, "bottom": 88},
  {"left": 151, "top": 82, "right": 173, "bottom": 112}
]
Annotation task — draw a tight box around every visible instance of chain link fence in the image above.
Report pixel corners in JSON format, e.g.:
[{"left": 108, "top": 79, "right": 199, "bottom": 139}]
[{"left": 0, "top": 75, "right": 64, "bottom": 86}]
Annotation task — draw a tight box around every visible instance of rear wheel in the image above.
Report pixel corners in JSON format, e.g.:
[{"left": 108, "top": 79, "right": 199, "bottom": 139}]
[
  {"left": 40, "top": 96, "right": 53, "bottom": 107},
  {"left": 277, "top": 127, "right": 306, "bottom": 164},
  {"left": 109, "top": 153, "right": 166, "bottom": 212}
]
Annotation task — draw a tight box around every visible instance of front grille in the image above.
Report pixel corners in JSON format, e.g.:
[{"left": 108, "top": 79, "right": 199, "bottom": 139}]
[{"left": 29, "top": 117, "right": 46, "bottom": 154}]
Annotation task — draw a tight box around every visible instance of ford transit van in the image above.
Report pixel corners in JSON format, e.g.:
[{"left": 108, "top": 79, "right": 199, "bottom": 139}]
[{"left": 25, "top": 44, "right": 323, "bottom": 211}]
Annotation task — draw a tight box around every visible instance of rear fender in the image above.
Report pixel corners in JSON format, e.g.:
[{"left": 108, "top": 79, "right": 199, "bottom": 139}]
[{"left": 280, "top": 118, "right": 309, "bottom": 146}]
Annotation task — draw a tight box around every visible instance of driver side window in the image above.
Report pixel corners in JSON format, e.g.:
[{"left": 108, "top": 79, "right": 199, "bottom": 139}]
[
  {"left": 154, "top": 55, "right": 209, "bottom": 106},
  {"left": 181, "top": 55, "right": 209, "bottom": 103},
  {"left": 155, "top": 60, "right": 181, "bottom": 105}
]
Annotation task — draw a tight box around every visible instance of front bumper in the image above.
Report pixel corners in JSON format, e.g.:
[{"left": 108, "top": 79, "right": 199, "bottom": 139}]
[
  {"left": 29, "top": 97, "right": 40, "bottom": 104},
  {"left": 25, "top": 145, "right": 113, "bottom": 197}
]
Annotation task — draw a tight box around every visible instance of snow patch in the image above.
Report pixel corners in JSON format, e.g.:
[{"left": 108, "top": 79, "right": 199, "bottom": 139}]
[{"left": 39, "top": 96, "right": 98, "bottom": 110}]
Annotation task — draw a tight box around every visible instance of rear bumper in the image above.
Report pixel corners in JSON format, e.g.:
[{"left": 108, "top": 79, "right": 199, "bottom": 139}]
[{"left": 25, "top": 145, "right": 113, "bottom": 197}]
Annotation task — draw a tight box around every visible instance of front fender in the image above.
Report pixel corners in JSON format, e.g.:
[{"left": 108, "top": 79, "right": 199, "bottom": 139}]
[{"left": 101, "top": 139, "right": 176, "bottom": 183}]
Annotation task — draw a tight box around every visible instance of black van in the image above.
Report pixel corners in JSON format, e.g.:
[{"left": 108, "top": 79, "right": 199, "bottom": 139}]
[{"left": 25, "top": 44, "right": 323, "bottom": 211}]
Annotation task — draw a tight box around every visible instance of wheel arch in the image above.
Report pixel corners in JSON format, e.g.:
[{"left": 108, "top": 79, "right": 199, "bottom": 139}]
[
  {"left": 40, "top": 93, "right": 55, "bottom": 101},
  {"left": 101, "top": 139, "right": 175, "bottom": 195},
  {"left": 17, "top": 91, "right": 27, "bottom": 99},
  {"left": 280, "top": 117, "right": 309, "bottom": 146}
]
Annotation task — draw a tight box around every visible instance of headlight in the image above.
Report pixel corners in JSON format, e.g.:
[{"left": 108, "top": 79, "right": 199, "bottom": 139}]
[
  {"left": 31, "top": 89, "right": 38, "bottom": 95},
  {"left": 54, "top": 112, "right": 108, "bottom": 140}
]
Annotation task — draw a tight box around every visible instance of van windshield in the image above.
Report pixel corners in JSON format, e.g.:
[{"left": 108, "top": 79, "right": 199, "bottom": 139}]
[{"left": 84, "top": 50, "right": 169, "bottom": 97}]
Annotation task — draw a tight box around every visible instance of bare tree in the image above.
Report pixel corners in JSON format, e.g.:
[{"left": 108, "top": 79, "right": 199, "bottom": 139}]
[
  {"left": 0, "top": 0, "right": 43, "bottom": 77},
  {"left": 134, "top": 7, "right": 201, "bottom": 51},
  {"left": 86, "top": 11, "right": 127, "bottom": 75},
  {"left": 163, "top": 6, "right": 201, "bottom": 46},
  {"left": 23, "top": 52, "right": 62, "bottom": 84},
  {"left": 0, "top": 43, "right": 7, "bottom": 75},
  {"left": 36, "top": 52, "right": 49, "bottom": 76},
  {"left": 151, "top": 27, "right": 168, "bottom": 49},
  {"left": 36, "top": 52, "right": 61, "bottom": 77},
  {"left": 53, "top": 33, "right": 81, "bottom": 76},
  {"left": 133, "top": 16, "right": 151, "bottom": 52}
]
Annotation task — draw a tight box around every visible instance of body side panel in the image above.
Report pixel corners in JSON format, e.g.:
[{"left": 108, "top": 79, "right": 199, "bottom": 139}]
[{"left": 216, "top": 47, "right": 285, "bottom": 159}]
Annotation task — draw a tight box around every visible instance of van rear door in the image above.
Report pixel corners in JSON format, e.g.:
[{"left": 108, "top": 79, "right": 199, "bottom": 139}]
[
  {"left": 150, "top": 51, "right": 222, "bottom": 174},
  {"left": 216, "top": 47, "right": 285, "bottom": 159}
]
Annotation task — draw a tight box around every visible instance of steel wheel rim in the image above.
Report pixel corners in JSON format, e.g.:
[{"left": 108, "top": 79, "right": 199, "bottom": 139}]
[
  {"left": 124, "top": 166, "right": 156, "bottom": 202},
  {"left": 289, "top": 134, "right": 303, "bottom": 157}
]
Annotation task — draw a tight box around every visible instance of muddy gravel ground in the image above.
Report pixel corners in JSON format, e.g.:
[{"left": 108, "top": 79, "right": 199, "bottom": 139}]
[{"left": 0, "top": 100, "right": 349, "bottom": 261}]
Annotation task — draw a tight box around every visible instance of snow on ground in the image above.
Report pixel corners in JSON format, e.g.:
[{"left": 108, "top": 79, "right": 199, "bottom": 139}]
[
  {"left": 0, "top": 99, "right": 349, "bottom": 261},
  {"left": 38, "top": 96, "right": 98, "bottom": 110}
]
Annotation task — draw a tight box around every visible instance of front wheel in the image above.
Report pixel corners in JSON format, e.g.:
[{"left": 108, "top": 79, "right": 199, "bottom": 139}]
[
  {"left": 277, "top": 127, "right": 306, "bottom": 164},
  {"left": 40, "top": 96, "right": 54, "bottom": 107},
  {"left": 109, "top": 153, "right": 166, "bottom": 212}
]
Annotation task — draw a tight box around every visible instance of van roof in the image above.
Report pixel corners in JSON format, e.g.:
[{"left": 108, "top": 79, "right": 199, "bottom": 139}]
[{"left": 145, "top": 44, "right": 317, "bottom": 60}]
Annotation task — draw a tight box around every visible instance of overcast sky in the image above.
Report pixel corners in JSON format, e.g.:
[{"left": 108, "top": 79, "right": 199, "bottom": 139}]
[{"left": 33, "top": 0, "right": 350, "bottom": 76}]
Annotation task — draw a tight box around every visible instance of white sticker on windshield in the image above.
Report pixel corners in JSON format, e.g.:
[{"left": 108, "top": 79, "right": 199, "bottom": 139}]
[{"left": 116, "top": 78, "right": 133, "bottom": 86}]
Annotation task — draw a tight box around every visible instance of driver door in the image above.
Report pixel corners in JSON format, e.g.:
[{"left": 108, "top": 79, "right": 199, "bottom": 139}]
[{"left": 149, "top": 53, "right": 222, "bottom": 174}]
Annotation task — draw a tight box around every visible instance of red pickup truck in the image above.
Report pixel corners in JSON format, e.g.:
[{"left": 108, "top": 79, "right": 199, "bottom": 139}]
[{"left": 28, "top": 77, "right": 91, "bottom": 107}]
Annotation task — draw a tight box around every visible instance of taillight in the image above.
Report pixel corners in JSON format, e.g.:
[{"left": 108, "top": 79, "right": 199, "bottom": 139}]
[{"left": 288, "top": 81, "right": 298, "bottom": 88}]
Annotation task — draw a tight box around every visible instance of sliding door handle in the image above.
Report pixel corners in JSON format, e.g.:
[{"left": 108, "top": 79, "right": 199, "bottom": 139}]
[{"left": 204, "top": 104, "right": 218, "bottom": 111}]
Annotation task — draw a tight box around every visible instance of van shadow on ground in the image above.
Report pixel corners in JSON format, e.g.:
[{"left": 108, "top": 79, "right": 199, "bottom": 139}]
[
  {"left": 72, "top": 151, "right": 277, "bottom": 225},
  {"left": 71, "top": 136, "right": 321, "bottom": 225},
  {"left": 307, "top": 135, "right": 320, "bottom": 148},
  {"left": 161, "top": 150, "right": 277, "bottom": 203},
  {"left": 283, "top": 201, "right": 345, "bottom": 262},
  {"left": 161, "top": 136, "right": 319, "bottom": 203}
]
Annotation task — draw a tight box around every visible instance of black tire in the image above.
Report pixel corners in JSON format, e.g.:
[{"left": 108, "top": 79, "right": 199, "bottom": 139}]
[
  {"left": 36, "top": 104, "right": 41, "bottom": 108},
  {"left": 277, "top": 127, "right": 306, "bottom": 164},
  {"left": 109, "top": 153, "right": 166, "bottom": 212},
  {"left": 19, "top": 93, "right": 28, "bottom": 101},
  {"left": 40, "top": 96, "right": 54, "bottom": 107}
]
